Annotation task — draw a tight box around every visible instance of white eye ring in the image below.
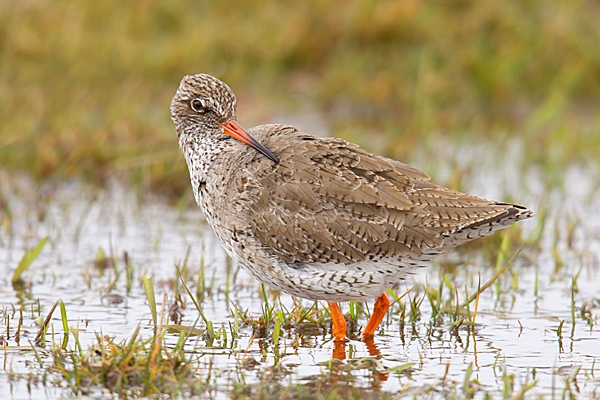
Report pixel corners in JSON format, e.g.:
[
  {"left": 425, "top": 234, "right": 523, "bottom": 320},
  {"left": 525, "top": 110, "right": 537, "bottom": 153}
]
[{"left": 191, "top": 99, "right": 207, "bottom": 113}]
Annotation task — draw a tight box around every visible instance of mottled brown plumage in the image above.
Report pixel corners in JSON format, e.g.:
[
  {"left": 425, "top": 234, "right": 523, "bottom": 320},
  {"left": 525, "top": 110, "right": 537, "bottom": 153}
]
[{"left": 171, "top": 73, "right": 533, "bottom": 341}]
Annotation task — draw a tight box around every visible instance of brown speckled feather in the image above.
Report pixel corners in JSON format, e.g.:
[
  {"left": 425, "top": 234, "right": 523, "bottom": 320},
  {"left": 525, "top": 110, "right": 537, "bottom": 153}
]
[{"left": 232, "top": 124, "right": 526, "bottom": 266}]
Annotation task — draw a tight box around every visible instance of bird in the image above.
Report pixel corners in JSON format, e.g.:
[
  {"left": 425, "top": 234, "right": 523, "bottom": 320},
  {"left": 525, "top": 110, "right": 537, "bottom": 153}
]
[{"left": 170, "top": 73, "right": 533, "bottom": 342}]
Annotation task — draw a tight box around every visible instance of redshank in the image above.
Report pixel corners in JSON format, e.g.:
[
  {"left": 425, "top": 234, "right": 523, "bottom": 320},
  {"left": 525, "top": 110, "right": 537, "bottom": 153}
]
[{"left": 171, "top": 73, "right": 533, "bottom": 342}]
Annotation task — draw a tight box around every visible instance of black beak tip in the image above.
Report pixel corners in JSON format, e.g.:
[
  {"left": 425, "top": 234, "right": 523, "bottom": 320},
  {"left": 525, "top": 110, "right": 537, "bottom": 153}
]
[
  {"left": 253, "top": 140, "right": 279, "bottom": 164},
  {"left": 268, "top": 152, "right": 280, "bottom": 164}
]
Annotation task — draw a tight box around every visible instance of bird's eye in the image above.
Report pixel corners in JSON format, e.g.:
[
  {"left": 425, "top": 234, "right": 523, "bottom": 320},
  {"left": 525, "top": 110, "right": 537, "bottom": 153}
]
[{"left": 191, "top": 99, "right": 207, "bottom": 113}]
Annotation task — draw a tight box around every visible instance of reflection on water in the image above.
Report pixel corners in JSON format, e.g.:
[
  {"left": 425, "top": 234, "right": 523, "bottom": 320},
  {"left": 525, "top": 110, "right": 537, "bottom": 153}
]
[{"left": 0, "top": 138, "right": 599, "bottom": 398}]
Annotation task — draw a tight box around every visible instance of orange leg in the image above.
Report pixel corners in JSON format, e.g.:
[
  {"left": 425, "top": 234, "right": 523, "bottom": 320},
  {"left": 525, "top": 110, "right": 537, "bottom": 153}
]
[
  {"left": 362, "top": 293, "right": 390, "bottom": 338},
  {"left": 328, "top": 302, "right": 347, "bottom": 341}
]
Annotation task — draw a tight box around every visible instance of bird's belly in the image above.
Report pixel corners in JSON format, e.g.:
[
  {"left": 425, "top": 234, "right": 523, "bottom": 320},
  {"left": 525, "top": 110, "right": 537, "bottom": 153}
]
[{"left": 237, "top": 257, "right": 433, "bottom": 302}]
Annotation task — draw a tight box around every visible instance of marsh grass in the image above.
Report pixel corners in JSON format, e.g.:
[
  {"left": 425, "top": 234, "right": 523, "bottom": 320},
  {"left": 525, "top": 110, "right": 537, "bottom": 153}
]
[
  {"left": 1, "top": 0, "right": 599, "bottom": 197},
  {"left": 0, "top": 233, "right": 597, "bottom": 398},
  {"left": 1, "top": 185, "right": 595, "bottom": 398},
  {"left": 51, "top": 327, "right": 205, "bottom": 397},
  {"left": 36, "top": 277, "right": 209, "bottom": 397}
]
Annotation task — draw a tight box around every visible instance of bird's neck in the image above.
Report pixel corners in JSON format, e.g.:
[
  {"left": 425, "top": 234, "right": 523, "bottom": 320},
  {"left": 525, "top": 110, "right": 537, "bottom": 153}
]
[{"left": 179, "top": 128, "right": 227, "bottom": 206}]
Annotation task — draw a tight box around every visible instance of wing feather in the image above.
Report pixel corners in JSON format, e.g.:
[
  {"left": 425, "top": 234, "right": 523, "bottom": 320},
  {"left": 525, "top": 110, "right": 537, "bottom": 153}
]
[{"left": 234, "top": 125, "right": 525, "bottom": 265}]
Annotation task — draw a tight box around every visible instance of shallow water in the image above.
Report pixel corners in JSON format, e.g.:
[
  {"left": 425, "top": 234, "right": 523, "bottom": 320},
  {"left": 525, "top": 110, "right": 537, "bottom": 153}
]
[{"left": 0, "top": 139, "right": 599, "bottom": 398}]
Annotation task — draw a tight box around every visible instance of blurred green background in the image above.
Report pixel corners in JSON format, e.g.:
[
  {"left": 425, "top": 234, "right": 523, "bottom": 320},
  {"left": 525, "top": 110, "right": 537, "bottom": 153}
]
[{"left": 1, "top": 0, "right": 599, "bottom": 198}]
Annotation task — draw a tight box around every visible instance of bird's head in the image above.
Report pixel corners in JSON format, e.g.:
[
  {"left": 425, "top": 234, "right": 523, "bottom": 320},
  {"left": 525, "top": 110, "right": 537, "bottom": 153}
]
[{"left": 171, "top": 74, "right": 278, "bottom": 163}]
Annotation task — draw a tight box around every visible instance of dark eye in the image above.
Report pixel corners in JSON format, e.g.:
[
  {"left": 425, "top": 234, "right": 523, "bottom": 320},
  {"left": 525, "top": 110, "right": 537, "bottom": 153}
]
[{"left": 191, "top": 99, "right": 207, "bottom": 113}]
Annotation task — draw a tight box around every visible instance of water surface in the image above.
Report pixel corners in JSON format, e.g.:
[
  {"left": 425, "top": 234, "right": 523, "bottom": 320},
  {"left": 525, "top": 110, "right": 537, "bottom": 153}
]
[{"left": 0, "top": 139, "right": 599, "bottom": 398}]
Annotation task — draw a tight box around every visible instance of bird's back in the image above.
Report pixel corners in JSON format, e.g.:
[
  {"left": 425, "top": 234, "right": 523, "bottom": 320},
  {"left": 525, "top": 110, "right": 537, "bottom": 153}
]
[{"left": 211, "top": 124, "right": 533, "bottom": 269}]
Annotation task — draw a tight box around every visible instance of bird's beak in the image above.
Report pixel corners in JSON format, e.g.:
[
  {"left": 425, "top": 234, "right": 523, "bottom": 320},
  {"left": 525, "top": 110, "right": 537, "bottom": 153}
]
[{"left": 221, "top": 120, "right": 279, "bottom": 163}]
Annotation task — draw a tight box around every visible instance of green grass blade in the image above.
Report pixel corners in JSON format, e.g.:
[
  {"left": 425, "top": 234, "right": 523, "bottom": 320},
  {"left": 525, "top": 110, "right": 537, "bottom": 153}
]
[
  {"left": 386, "top": 362, "right": 415, "bottom": 374},
  {"left": 59, "top": 300, "right": 69, "bottom": 349},
  {"left": 12, "top": 237, "right": 48, "bottom": 284},
  {"left": 59, "top": 300, "right": 68, "bottom": 334},
  {"left": 273, "top": 310, "right": 283, "bottom": 347},
  {"left": 143, "top": 277, "right": 157, "bottom": 330}
]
